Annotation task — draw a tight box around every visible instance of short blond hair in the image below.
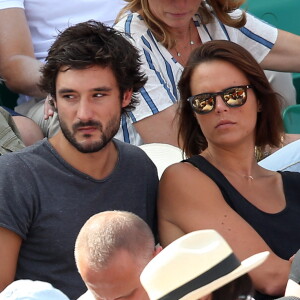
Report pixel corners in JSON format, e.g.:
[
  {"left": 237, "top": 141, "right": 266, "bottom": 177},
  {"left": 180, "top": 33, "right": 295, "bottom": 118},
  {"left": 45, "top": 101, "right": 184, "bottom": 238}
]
[{"left": 74, "top": 211, "right": 155, "bottom": 272}]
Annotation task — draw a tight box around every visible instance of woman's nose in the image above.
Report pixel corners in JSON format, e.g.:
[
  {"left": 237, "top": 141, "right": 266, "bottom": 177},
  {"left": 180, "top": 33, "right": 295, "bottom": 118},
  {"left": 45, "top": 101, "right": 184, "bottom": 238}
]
[{"left": 214, "top": 95, "right": 228, "bottom": 113}]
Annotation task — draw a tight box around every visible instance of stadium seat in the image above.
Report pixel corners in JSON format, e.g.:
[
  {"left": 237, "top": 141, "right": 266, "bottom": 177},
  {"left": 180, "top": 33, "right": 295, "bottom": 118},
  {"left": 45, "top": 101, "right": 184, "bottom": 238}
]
[
  {"left": 282, "top": 105, "right": 300, "bottom": 134},
  {"left": 243, "top": 0, "right": 300, "bottom": 104}
]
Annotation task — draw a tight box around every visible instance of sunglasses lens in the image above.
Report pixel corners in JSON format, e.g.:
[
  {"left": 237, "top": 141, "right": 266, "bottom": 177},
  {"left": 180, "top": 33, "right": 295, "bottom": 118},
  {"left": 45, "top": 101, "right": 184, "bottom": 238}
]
[
  {"left": 191, "top": 95, "right": 214, "bottom": 114},
  {"left": 223, "top": 87, "right": 247, "bottom": 106},
  {"left": 188, "top": 85, "right": 250, "bottom": 114}
]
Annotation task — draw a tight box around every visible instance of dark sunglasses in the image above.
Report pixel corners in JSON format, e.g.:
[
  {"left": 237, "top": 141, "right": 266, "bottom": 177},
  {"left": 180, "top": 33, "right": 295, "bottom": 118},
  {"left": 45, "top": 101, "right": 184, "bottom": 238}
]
[{"left": 187, "top": 85, "right": 252, "bottom": 114}]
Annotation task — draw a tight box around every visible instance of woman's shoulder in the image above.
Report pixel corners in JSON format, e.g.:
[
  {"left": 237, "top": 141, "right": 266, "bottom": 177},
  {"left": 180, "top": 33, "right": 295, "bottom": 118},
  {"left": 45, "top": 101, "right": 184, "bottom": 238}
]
[
  {"left": 159, "top": 159, "right": 230, "bottom": 211},
  {"left": 163, "top": 160, "right": 197, "bottom": 174},
  {"left": 161, "top": 157, "right": 217, "bottom": 186}
]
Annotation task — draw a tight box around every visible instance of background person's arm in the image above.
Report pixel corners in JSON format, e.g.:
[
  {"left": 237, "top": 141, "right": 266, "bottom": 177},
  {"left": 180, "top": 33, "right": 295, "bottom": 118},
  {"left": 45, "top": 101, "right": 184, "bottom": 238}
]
[
  {"left": 134, "top": 103, "right": 180, "bottom": 147},
  {"left": 0, "top": 8, "right": 45, "bottom": 99},
  {"left": 261, "top": 30, "right": 300, "bottom": 72},
  {"left": 0, "top": 227, "right": 22, "bottom": 291}
]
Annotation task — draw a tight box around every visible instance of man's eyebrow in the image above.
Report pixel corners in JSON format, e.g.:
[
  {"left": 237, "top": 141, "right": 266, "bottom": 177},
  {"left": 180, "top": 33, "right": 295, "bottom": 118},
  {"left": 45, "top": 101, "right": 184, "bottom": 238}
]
[
  {"left": 93, "top": 87, "right": 112, "bottom": 92},
  {"left": 57, "top": 87, "right": 112, "bottom": 94},
  {"left": 57, "top": 88, "right": 76, "bottom": 94}
]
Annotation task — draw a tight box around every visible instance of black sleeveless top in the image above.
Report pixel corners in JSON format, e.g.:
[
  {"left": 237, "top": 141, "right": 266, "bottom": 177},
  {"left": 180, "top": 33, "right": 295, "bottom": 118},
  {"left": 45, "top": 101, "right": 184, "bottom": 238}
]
[{"left": 184, "top": 155, "right": 300, "bottom": 300}]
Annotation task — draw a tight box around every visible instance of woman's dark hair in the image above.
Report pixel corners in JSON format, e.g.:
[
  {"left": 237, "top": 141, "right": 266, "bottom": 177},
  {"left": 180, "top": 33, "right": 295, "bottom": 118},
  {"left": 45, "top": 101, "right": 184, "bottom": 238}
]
[
  {"left": 212, "top": 274, "right": 254, "bottom": 300},
  {"left": 39, "top": 20, "right": 147, "bottom": 115},
  {"left": 177, "top": 40, "right": 283, "bottom": 157}
]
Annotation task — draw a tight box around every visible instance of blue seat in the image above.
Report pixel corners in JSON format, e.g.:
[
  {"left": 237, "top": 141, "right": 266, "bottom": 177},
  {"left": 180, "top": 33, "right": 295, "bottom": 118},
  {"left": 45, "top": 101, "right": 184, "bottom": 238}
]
[
  {"left": 282, "top": 105, "right": 300, "bottom": 134},
  {"left": 243, "top": 0, "right": 300, "bottom": 35}
]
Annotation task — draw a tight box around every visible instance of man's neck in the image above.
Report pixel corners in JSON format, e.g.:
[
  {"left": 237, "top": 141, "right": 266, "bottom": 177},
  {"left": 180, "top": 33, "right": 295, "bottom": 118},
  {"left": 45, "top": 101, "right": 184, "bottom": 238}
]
[{"left": 49, "top": 132, "right": 118, "bottom": 180}]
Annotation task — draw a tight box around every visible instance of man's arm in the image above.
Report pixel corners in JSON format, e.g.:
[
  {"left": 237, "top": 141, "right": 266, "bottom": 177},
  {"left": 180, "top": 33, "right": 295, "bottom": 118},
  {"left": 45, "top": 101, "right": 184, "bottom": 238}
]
[
  {"left": 0, "top": 227, "right": 22, "bottom": 291},
  {"left": 0, "top": 8, "right": 45, "bottom": 99}
]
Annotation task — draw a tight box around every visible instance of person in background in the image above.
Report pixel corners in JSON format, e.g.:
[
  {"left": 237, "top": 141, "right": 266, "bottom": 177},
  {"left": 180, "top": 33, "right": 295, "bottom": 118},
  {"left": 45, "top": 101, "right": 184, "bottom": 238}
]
[
  {"left": 0, "top": 0, "right": 125, "bottom": 136},
  {"left": 113, "top": 0, "right": 299, "bottom": 146},
  {"left": 0, "top": 107, "right": 25, "bottom": 154},
  {"left": 158, "top": 40, "right": 300, "bottom": 300},
  {"left": 75, "top": 211, "right": 161, "bottom": 300},
  {"left": 0, "top": 21, "right": 158, "bottom": 299}
]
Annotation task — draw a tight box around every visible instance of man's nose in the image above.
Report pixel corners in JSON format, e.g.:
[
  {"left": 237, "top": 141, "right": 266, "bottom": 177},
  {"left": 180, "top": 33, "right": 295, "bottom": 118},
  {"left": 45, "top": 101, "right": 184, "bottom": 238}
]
[{"left": 76, "top": 99, "right": 94, "bottom": 121}]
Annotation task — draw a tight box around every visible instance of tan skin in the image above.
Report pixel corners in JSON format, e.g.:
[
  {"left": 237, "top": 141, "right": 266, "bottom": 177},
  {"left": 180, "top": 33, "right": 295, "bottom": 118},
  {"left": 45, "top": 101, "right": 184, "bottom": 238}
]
[
  {"left": 0, "top": 8, "right": 45, "bottom": 98},
  {"left": 0, "top": 228, "right": 22, "bottom": 291},
  {"left": 158, "top": 60, "right": 290, "bottom": 297},
  {"left": 12, "top": 116, "right": 44, "bottom": 146},
  {"left": 0, "top": 65, "right": 132, "bottom": 291}
]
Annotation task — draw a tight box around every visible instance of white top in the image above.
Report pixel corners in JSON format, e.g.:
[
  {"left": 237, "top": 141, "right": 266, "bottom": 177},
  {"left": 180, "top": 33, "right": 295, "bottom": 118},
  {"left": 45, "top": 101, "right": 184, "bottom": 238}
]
[
  {"left": 0, "top": 0, "right": 125, "bottom": 61},
  {"left": 77, "top": 290, "right": 94, "bottom": 300},
  {"left": 113, "top": 10, "right": 278, "bottom": 145},
  {"left": 259, "top": 139, "right": 300, "bottom": 172}
]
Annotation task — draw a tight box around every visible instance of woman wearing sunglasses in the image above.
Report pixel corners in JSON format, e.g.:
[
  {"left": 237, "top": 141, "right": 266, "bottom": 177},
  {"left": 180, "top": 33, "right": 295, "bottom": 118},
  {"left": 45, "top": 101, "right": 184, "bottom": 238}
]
[
  {"left": 158, "top": 40, "right": 300, "bottom": 300},
  {"left": 114, "top": 0, "right": 299, "bottom": 147}
]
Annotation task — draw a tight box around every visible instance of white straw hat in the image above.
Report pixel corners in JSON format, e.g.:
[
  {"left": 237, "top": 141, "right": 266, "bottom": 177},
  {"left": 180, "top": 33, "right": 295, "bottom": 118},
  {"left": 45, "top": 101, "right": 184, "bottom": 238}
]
[{"left": 140, "top": 230, "right": 269, "bottom": 300}]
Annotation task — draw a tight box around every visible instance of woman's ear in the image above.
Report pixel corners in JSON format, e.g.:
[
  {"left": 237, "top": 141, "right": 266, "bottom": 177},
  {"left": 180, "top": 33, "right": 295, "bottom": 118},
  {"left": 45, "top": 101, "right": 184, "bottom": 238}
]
[{"left": 257, "top": 101, "right": 262, "bottom": 112}]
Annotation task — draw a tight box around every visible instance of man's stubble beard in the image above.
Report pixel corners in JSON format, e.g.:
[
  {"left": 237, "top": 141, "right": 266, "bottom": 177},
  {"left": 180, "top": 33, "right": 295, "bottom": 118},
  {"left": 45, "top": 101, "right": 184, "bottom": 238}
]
[{"left": 58, "top": 115, "right": 121, "bottom": 153}]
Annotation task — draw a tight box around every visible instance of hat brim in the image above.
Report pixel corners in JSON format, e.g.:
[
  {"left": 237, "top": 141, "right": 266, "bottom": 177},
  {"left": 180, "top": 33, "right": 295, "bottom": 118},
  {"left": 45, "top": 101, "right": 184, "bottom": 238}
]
[{"left": 180, "top": 251, "right": 269, "bottom": 300}]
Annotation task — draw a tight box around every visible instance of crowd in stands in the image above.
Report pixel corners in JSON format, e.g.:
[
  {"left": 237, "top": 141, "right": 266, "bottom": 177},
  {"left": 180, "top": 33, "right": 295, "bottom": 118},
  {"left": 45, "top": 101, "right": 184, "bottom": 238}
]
[{"left": 1, "top": 1, "right": 300, "bottom": 300}]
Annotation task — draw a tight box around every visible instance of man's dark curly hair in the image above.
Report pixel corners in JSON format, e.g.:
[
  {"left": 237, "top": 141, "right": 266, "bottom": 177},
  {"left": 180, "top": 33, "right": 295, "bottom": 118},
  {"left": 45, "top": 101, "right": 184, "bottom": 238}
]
[{"left": 39, "top": 20, "right": 147, "bottom": 114}]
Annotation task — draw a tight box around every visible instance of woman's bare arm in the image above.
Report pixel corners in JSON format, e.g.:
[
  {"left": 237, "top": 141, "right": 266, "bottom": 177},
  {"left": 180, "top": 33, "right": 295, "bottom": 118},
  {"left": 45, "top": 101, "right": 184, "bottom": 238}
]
[{"left": 158, "top": 162, "right": 290, "bottom": 296}]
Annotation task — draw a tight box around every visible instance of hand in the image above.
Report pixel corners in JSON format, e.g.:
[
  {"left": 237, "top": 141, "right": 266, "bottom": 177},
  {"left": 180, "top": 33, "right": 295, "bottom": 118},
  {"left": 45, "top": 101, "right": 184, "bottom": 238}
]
[{"left": 44, "top": 95, "right": 55, "bottom": 120}]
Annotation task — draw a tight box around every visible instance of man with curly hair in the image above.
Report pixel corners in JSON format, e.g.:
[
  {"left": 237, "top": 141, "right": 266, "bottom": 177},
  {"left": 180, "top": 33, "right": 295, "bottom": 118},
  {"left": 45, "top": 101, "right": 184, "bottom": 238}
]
[{"left": 0, "top": 21, "right": 158, "bottom": 300}]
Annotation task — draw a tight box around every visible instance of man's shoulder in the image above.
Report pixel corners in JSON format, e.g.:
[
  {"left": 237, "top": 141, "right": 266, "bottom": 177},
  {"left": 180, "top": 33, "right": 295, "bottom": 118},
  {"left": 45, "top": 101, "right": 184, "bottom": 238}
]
[
  {"left": 115, "top": 140, "right": 158, "bottom": 176},
  {"left": 115, "top": 139, "right": 152, "bottom": 160}
]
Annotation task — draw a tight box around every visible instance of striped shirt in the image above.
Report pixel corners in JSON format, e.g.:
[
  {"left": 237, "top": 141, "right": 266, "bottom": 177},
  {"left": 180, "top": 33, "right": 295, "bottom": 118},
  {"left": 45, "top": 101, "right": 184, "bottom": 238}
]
[{"left": 114, "top": 9, "right": 277, "bottom": 145}]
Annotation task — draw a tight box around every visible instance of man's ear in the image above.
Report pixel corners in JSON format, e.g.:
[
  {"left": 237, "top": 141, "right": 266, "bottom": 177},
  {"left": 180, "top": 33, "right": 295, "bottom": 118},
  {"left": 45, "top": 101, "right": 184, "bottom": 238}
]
[
  {"left": 47, "top": 95, "right": 57, "bottom": 108},
  {"left": 53, "top": 99, "right": 57, "bottom": 111},
  {"left": 121, "top": 89, "right": 133, "bottom": 108}
]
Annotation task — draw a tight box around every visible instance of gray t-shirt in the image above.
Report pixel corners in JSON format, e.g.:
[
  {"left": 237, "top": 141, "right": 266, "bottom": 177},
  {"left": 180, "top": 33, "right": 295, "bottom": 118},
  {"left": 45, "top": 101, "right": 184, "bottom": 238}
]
[{"left": 0, "top": 138, "right": 158, "bottom": 299}]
